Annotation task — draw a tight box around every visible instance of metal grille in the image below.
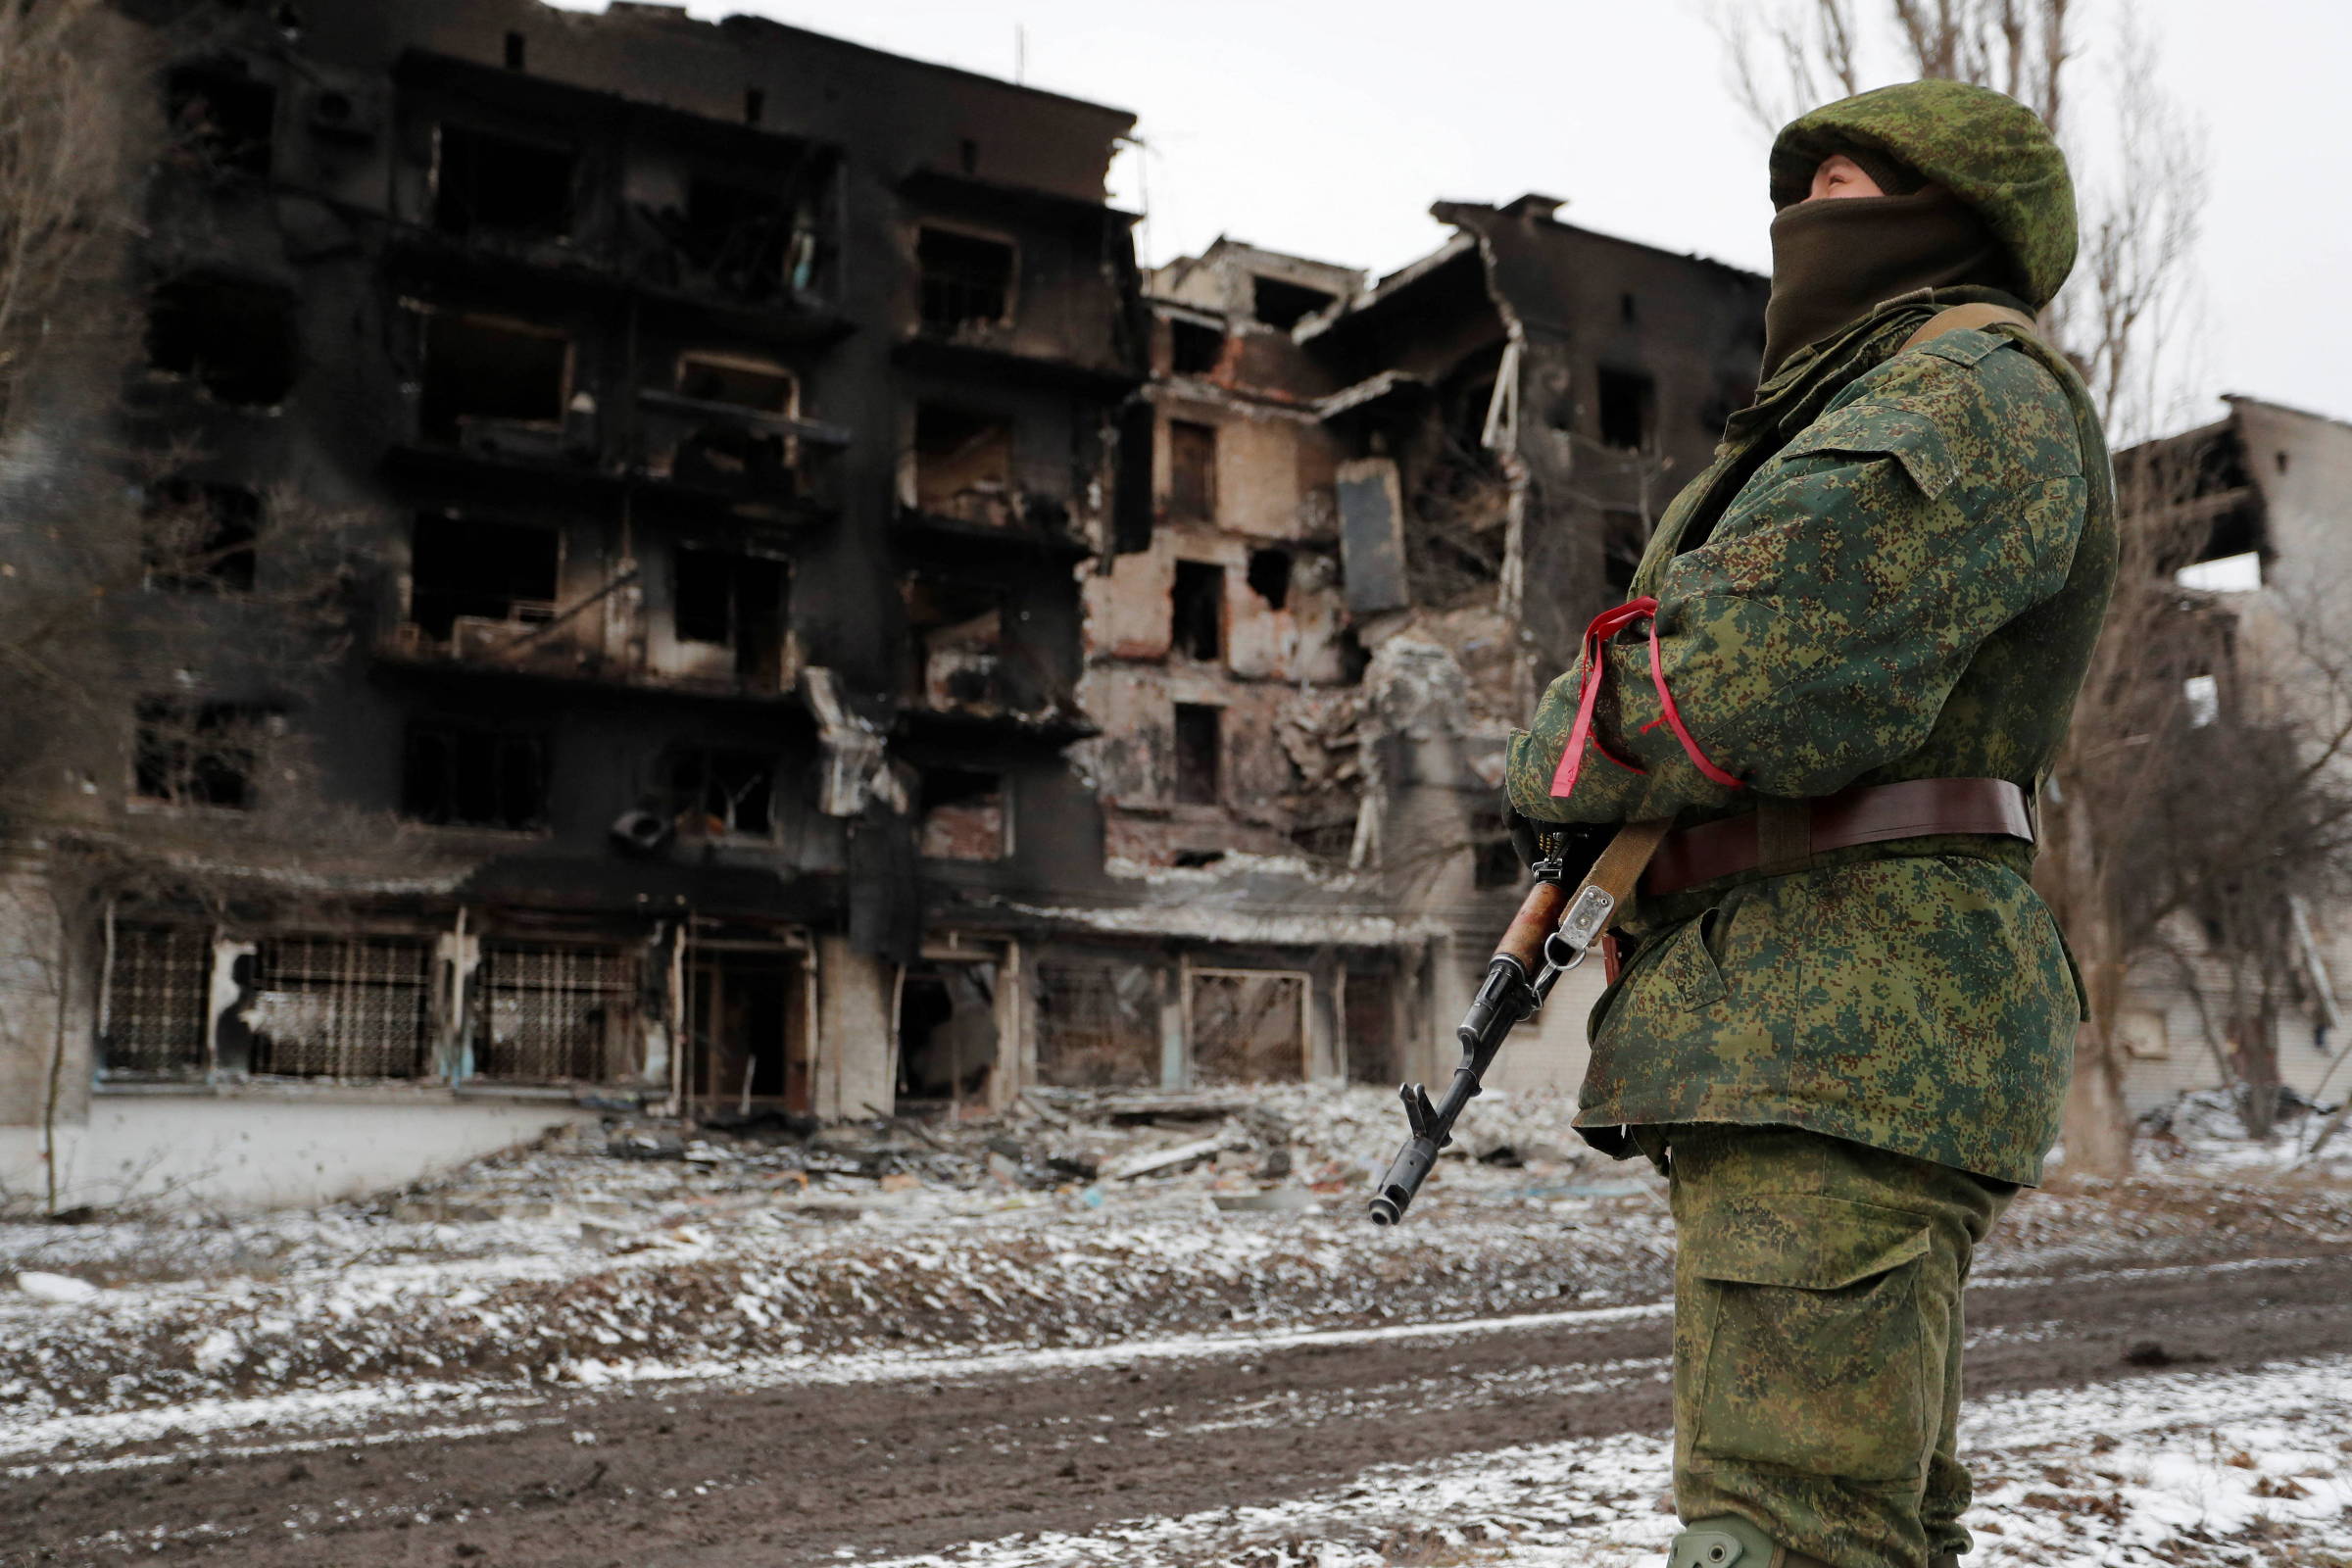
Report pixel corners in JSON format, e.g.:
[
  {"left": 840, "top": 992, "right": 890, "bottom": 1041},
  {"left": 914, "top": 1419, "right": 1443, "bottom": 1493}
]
[
  {"left": 473, "top": 942, "right": 636, "bottom": 1083},
  {"left": 104, "top": 924, "right": 210, "bottom": 1076},
  {"left": 1034, "top": 958, "right": 1159, "bottom": 1089},
  {"left": 247, "top": 935, "right": 433, "bottom": 1079},
  {"left": 1191, "top": 969, "right": 1307, "bottom": 1086}
]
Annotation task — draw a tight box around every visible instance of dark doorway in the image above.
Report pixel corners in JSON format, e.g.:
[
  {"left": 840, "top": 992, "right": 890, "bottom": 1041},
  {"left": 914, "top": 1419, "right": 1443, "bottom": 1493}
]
[
  {"left": 688, "top": 950, "right": 808, "bottom": 1115},
  {"left": 896, "top": 961, "right": 999, "bottom": 1106}
]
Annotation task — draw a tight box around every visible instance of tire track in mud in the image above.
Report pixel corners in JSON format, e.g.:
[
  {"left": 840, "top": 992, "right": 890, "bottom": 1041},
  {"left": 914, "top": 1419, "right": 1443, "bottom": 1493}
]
[{"left": 5, "top": 1250, "right": 2349, "bottom": 1566}]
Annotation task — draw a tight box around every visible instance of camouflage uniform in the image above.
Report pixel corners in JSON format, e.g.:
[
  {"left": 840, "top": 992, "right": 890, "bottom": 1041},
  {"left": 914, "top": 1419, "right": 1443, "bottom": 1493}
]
[{"left": 1502, "top": 82, "right": 2116, "bottom": 1568}]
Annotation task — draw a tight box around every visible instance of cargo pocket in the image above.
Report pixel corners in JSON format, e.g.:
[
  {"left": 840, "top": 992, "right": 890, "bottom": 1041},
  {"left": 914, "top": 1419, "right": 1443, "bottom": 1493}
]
[{"left": 1684, "top": 1194, "right": 1934, "bottom": 1485}]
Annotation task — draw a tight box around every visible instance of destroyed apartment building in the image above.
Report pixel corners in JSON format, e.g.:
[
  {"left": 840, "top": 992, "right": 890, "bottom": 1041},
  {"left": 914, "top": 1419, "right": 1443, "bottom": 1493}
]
[{"left": 0, "top": 0, "right": 1772, "bottom": 1208}]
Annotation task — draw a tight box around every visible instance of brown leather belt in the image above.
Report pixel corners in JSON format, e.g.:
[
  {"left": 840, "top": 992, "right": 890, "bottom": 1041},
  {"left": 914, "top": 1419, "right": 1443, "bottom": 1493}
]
[{"left": 1642, "top": 777, "right": 2034, "bottom": 898}]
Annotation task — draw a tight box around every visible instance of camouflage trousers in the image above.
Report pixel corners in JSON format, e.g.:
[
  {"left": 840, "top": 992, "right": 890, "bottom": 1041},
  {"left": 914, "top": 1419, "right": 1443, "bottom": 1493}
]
[{"left": 1651, "top": 1123, "right": 2016, "bottom": 1568}]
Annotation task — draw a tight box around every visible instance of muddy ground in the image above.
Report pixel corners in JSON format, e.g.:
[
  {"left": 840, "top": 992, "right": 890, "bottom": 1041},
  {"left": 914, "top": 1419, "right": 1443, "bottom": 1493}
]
[{"left": 6, "top": 1246, "right": 2348, "bottom": 1566}]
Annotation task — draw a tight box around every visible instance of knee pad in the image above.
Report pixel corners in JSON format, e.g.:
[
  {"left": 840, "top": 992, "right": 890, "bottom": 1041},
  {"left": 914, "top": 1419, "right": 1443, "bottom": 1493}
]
[{"left": 1668, "top": 1515, "right": 1778, "bottom": 1567}]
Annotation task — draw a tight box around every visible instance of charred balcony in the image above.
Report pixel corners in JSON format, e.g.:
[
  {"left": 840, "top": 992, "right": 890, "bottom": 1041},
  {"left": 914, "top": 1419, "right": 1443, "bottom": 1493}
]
[{"left": 893, "top": 402, "right": 1088, "bottom": 561}]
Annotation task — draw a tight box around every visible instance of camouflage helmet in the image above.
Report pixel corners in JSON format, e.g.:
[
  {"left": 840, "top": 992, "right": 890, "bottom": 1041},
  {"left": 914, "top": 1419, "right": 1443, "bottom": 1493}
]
[{"left": 1769, "top": 78, "right": 2078, "bottom": 309}]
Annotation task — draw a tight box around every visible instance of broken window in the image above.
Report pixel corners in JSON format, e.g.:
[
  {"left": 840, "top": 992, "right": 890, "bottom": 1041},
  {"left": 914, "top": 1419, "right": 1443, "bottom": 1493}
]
[
  {"left": 432, "top": 122, "right": 573, "bottom": 240},
  {"left": 147, "top": 273, "right": 298, "bottom": 408},
  {"left": 905, "top": 572, "right": 1010, "bottom": 710},
  {"left": 896, "top": 961, "right": 998, "bottom": 1102},
  {"left": 913, "top": 404, "right": 1016, "bottom": 525},
  {"left": 409, "top": 515, "right": 559, "bottom": 639},
  {"left": 167, "top": 60, "right": 275, "bottom": 176},
  {"left": 673, "top": 548, "right": 790, "bottom": 683},
  {"left": 674, "top": 177, "right": 818, "bottom": 302},
  {"left": 417, "top": 312, "right": 568, "bottom": 444},
  {"left": 1170, "top": 561, "right": 1224, "bottom": 662},
  {"left": 916, "top": 225, "right": 1014, "bottom": 333},
  {"left": 668, "top": 747, "right": 777, "bottom": 838},
  {"left": 144, "top": 480, "right": 260, "bottom": 593},
  {"left": 1246, "top": 548, "right": 1291, "bottom": 612},
  {"left": 1471, "top": 808, "right": 1522, "bottom": 891},
  {"left": 1170, "top": 318, "right": 1224, "bottom": 375},
  {"left": 246, "top": 934, "right": 432, "bottom": 1079},
  {"left": 919, "top": 768, "right": 1006, "bottom": 859},
  {"left": 1596, "top": 367, "right": 1654, "bottom": 451},
  {"left": 1190, "top": 968, "right": 1306, "bottom": 1085},
  {"left": 102, "top": 925, "right": 213, "bottom": 1076},
  {"left": 1167, "top": 419, "right": 1217, "bottom": 521},
  {"left": 402, "top": 721, "right": 549, "bottom": 830},
  {"left": 1034, "top": 956, "right": 1158, "bottom": 1088},
  {"left": 1250, "top": 275, "right": 1335, "bottom": 331},
  {"left": 677, "top": 352, "right": 794, "bottom": 414},
  {"left": 1602, "top": 510, "right": 1647, "bottom": 599},
  {"left": 1173, "top": 703, "right": 1220, "bottom": 805},
  {"left": 472, "top": 942, "right": 635, "bottom": 1083},
  {"left": 134, "top": 699, "right": 270, "bottom": 810}
]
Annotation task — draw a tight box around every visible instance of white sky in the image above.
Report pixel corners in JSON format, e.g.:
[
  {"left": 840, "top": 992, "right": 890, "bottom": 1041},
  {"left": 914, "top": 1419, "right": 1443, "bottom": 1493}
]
[{"left": 547, "top": 0, "right": 2352, "bottom": 433}]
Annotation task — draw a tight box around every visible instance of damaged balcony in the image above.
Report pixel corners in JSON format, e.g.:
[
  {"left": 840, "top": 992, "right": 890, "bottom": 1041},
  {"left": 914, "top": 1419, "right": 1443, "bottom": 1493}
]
[
  {"left": 899, "top": 569, "right": 1089, "bottom": 743},
  {"left": 894, "top": 403, "right": 1087, "bottom": 559},
  {"left": 379, "top": 514, "right": 622, "bottom": 684},
  {"left": 386, "top": 52, "right": 849, "bottom": 345},
  {"left": 634, "top": 352, "right": 849, "bottom": 521}
]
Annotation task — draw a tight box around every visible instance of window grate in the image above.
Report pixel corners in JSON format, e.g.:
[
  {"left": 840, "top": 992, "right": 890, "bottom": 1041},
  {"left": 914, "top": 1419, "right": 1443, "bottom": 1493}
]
[
  {"left": 1189, "top": 969, "right": 1306, "bottom": 1086},
  {"left": 104, "top": 924, "right": 211, "bottom": 1075},
  {"left": 247, "top": 935, "right": 433, "bottom": 1079},
  {"left": 1034, "top": 959, "right": 1158, "bottom": 1089},
  {"left": 472, "top": 942, "right": 636, "bottom": 1083}
]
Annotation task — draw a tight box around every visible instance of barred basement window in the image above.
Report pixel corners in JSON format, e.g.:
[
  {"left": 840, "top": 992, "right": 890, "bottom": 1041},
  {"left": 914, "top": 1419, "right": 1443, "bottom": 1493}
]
[
  {"left": 472, "top": 942, "right": 636, "bottom": 1083},
  {"left": 103, "top": 925, "right": 212, "bottom": 1076},
  {"left": 246, "top": 935, "right": 432, "bottom": 1079}
]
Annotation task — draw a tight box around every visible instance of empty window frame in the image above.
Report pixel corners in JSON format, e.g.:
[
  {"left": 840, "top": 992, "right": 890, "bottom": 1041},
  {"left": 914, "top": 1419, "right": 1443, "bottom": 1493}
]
[
  {"left": 134, "top": 699, "right": 270, "bottom": 809},
  {"left": 916, "top": 225, "right": 1014, "bottom": 333},
  {"left": 409, "top": 515, "right": 560, "bottom": 639},
  {"left": 1250, "top": 275, "right": 1336, "bottom": 331},
  {"left": 675, "top": 352, "right": 795, "bottom": 415},
  {"left": 102, "top": 924, "right": 213, "bottom": 1076},
  {"left": 913, "top": 404, "right": 1016, "bottom": 524},
  {"left": 472, "top": 942, "right": 636, "bottom": 1083},
  {"left": 1033, "top": 957, "right": 1157, "bottom": 1089},
  {"left": 1190, "top": 967, "right": 1307, "bottom": 1085},
  {"left": 246, "top": 934, "right": 432, "bottom": 1079},
  {"left": 144, "top": 480, "right": 260, "bottom": 593},
  {"left": 918, "top": 768, "right": 1006, "bottom": 859},
  {"left": 1602, "top": 509, "right": 1648, "bottom": 599},
  {"left": 147, "top": 273, "right": 299, "bottom": 408},
  {"left": 668, "top": 747, "right": 778, "bottom": 838},
  {"left": 1173, "top": 703, "right": 1220, "bottom": 806},
  {"left": 167, "top": 60, "right": 275, "bottom": 176},
  {"left": 1246, "top": 548, "right": 1291, "bottom": 611},
  {"left": 401, "top": 722, "right": 549, "bottom": 830},
  {"left": 677, "top": 177, "right": 821, "bottom": 302},
  {"left": 1595, "top": 367, "right": 1655, "bottom": 451},
  {"left": 1169, "top": 318, "right": 1224, "bottom": 376},
  {"left": 416, "top": 311, "right": 569, "bottom": 443},
  {"left": 673, "top": 548, "right": 790, "bottom": 682},
  {"left": 1167, "top": 419, "right": 1216, "bottom": 520},
  {"left": 905, "top": 571, "right": 1008, "bottom": 709},
  {"left": 431, "top": 122, "right": 573, "bottom": 240},
  {"left": 1170, "top": 561, "right": 1224, "bottom": 662}
]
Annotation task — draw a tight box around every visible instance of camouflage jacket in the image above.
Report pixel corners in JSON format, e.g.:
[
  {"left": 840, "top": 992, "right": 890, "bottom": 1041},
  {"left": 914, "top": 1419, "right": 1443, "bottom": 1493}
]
[{"left": 1504, "top": 296, "right": 2116, "bottom": 1184}]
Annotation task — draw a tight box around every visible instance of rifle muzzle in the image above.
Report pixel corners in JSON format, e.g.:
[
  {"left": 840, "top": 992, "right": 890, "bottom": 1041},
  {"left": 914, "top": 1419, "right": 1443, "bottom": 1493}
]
[{"left": 1368, "top": 1133, "right": 1440, "bottom": 1226}]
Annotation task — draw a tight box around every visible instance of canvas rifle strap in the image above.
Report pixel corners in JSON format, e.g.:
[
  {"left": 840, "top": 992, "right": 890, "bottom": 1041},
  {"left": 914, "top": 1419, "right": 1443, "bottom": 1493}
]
[{"left": 1902, "top": 301, "right": 2038, "bottom": 350}]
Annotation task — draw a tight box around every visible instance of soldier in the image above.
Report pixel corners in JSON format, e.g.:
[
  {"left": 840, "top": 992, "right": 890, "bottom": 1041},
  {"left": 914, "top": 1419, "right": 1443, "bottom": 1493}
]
[{"left": 1503, "top": 81, "right": 2116, "bottom": 1568}]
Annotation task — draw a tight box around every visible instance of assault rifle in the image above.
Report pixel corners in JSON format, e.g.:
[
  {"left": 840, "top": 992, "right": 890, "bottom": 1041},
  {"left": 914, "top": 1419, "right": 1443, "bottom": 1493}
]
[{"left": 1366, "top": 818, "right": 1669, "bottom": 1226}]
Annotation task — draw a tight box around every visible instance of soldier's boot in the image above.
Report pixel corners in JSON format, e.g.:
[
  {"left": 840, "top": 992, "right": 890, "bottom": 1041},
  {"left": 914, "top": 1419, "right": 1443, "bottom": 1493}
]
[{"left": 1666, "top": 1515, "right": 1834, "bottom": 1568}]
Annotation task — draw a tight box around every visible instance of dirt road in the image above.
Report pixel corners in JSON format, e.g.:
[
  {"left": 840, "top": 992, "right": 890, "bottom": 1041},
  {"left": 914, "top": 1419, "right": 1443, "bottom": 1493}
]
[{"left": 7, "top": 1250, "right": 2349, "bottom": 1566}]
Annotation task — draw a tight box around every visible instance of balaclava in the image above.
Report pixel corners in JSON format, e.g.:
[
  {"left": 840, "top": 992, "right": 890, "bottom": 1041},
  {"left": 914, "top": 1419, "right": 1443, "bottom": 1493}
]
[{"left": 1759, "top": 79, "right": 2078, "bottom": 378}]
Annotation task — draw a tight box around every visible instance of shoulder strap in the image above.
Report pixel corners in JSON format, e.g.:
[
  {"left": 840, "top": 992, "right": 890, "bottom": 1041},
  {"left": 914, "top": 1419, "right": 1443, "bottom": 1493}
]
[{"left": 1903, "top": 302, "right": 2038, "bottom": 352}]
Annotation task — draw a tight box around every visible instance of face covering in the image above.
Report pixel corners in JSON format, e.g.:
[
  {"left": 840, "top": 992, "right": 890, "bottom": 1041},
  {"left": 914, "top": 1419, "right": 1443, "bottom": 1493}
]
[{"left": 1760, "top": 186, "right": 2011, "bottom": 378}]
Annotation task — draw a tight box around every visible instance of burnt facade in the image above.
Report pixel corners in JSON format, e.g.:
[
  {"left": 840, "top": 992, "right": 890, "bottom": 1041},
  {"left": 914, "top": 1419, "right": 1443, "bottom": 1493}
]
[{"left": 9, "top": 1, "right": 1777, "bottom": 1207}]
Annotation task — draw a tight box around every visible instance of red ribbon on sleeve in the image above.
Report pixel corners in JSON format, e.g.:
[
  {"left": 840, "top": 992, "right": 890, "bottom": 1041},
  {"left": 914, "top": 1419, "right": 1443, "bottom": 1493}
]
[{"left": 1546, "top": 596, "right": 1744, "bottom": 800}]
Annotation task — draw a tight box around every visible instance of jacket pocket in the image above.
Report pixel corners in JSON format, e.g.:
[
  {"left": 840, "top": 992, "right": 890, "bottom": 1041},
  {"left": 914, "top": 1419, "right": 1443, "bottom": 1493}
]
[{"left": 1684, "top": 1194, "right": 1935, "bottom": 1484}]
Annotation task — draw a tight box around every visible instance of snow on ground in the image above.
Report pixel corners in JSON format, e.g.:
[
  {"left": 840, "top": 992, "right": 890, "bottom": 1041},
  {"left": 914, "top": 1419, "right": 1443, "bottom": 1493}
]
[
  {"left": 2, "top": 1087, "right": 2349, "bottom": 1446},
  {"left": 849, "top": 1357, "right": 2352, "bottom": 1568}
]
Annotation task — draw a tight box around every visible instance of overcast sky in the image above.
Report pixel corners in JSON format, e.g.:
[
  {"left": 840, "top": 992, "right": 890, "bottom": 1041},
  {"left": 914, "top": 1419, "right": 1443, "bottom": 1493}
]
[{"left": 550, "top": 0, "right": 2352, "bottom": 434}]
